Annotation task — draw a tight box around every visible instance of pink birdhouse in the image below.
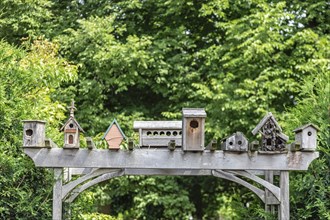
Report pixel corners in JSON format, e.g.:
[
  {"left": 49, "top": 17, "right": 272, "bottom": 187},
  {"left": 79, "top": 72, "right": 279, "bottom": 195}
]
[{"left": 102, "top": 119, "right": 126, "bottom": 149}]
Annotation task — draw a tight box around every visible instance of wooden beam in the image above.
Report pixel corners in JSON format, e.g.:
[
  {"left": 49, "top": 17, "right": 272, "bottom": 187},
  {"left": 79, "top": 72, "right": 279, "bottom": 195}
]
[
  {"left": 228, "top": 170, "right": 280, "bottom": 201},
  {"left": 24, "top": 148, "right": 319, "bottom": 170},
  {"left": 53, "top": 168, "right": 63, "bottom": 220},
  {"left": 213, "top": 170, "right": 265, "bottom": 203},
  {"left": 280, "top": 171, "right": 290, "bottom": 220}
]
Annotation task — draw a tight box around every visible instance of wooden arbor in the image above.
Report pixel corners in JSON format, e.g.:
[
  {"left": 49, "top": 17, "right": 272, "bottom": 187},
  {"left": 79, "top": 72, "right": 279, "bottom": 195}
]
[{"left": 22, "top": 107, "right": 319, "bottom": 220}]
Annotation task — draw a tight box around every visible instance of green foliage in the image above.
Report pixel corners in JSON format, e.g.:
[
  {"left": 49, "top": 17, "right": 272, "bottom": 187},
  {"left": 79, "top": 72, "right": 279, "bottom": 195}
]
[
  {"left": 0, "top": 40, "right": 77, "bottom": 218},
  {"left": 283, "top": 70, "right": 330, "bottom": 219},
  {"left": 0, "top": 0, "right": 329, "bottom": 219},
  {"left": 0, "top": 0, "right": 53, "bottom": 44},
  {"left": 72, "top": 176, "right": 195, "bottom": 219},
  {"left": 52, "top": 0, "right": 329, "bottom": 219}
]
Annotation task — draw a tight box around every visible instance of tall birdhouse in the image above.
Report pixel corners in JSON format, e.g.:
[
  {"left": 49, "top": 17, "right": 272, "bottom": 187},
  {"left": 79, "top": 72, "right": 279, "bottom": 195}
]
[
  {"left": 252, "top": 112, "right": 288, "bottom": 151},
  {"left": 22, "top": 120, "right": 46, "bottom": 147},
  {"left": 102, "top": 119, "right": 126, "bottom": 149},
  {"left": 182, "top": 108, "right": 206, "bottom": 151},
  {"left": 60, "top": 101, "right": 85, "bottom": 148},
  {"left": 293, "top": 123, "right": 319, "bottom": 151},
  {"left": 221, "top": 132, "right": 248, "bottom": 151}
]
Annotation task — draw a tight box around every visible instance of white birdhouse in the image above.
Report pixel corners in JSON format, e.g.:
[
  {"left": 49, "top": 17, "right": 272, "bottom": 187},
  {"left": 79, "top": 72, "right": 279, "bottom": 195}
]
[
  {"left": 60, "top": 101, "right": 85, "bottom": 148},
  {"left": 293, "top": 123, "right": 319, "bottom": 151},
  {"left": 182, "top": 108, "right": 206, "bottom": 151},
  {"left": 22, "top": 120, "right": 46, "bottom": 147},
  {"left": 133, "top": 120, "right": 182, "bottom": 147}
]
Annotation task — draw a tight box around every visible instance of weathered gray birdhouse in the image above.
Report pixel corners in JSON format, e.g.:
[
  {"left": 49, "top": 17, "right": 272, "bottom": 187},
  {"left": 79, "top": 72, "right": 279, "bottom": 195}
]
[
  {"left": 182, "top": 108, "right": 206, "bottom": 151},
  {"left": 22, "top": 120, "right": 46, "bottom": 147},
  {"left": 103, "top": 119, "right": 126, "bottom": 149},
  {"left": 133, "top": 121, "right": 182, "bottom": 147},
  {"left": 60, "top": 101, "right": 85, "bottom": 148},
  {"left": 221, "top": 132, "right": 248, "bottom": 151},
  {"left": 252, "top": 112, "right": 288, "bottom": 151},
  {"left": 293, "top": 123, "right": 319, "bottom": 151}
]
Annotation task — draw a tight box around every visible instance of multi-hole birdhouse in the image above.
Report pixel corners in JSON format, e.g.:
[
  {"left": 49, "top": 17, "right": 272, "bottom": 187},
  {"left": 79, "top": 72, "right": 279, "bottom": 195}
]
[
  {"left": 103, "top": 119, "right": 126, "bottom": 149},
  {"left": 133, "top": 121, "right": 182, "bottom": 147},
  {"left": 60, "top": 101, "right": 85, "bottom": 148},
  {"left": 293, "top": 123, "right": 319, "bottom": 151},
  {"left": 252, "top": 112, "right": 288, "bottom": 151},
  {"left": 22, "top": 120, "right": 46, "bottom": 147},
  {"left": 221, "top": 132, "right": 248, "bottom": 151},
  {"left": 182, "top": 108, "right": 206, "bottom": 151}
]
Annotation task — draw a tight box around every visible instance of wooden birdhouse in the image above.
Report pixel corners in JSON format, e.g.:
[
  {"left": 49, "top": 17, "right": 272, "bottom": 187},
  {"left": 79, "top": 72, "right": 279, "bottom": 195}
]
[
  {"left": 293, "top": 123, "right": 319, "bottom": 151},
  {"left": 22, "top": 120, "right": 46, "bottom": 147},
  {"left": 252, "top": 112, "right": 288, "bottom": 151},
  {"left": 182, "top": 108, "right": 206, "bottom": 151},
  {"left": 103, "top": 119, "right": 126, "bottom": 149},
  {"left": 133, "top": 121, "right": 182, "bottom": 147},
  {"left": 221, "top": 132, "right": 248, "bottom": 151},
  {"left": 60, "top": 101, "right": 85, "bottom": 148}
]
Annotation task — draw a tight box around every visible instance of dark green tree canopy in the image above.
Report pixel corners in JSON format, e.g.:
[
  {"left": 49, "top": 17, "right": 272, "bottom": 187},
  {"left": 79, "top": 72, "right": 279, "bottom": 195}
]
[{"left": 0, "top": 0, "right": 329, "bottom": 219}]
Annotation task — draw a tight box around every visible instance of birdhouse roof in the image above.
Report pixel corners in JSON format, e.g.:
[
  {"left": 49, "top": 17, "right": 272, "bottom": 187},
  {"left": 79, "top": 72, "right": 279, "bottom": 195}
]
[
  {"left": 252, "top": 112, "right": 282, "bottom": 135},
  {"left": 182, "top": 108, "right": 207, "bottom": 117},
  {"left": 102, "top": 119, "right": 126, "bottom": 140},
  {"left": 22, "top": 120, "right": 46, "bottom": 124},
  {"left": 221, "top": 131, "right": 247, "bottom": 142},
  {"left": 293, "top": 123, "right": 320, "bottom": 133},
  {"left": 60, "top": 117, "right": 85, "bottom": 133},
  {"left": 277, "top": 132, "right": 289, "bottom": 142},
  {"left": 133, "top": 121, "right": 182, "bottom": 131}
]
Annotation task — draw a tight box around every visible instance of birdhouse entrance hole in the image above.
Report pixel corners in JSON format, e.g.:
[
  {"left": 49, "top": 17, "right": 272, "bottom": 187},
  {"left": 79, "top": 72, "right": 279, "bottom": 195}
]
[
  {"left": 267, "top": 139, "right": 272, "bottom": 146},
  {"left": 190, "top": 120, "right": 199, "bottom": 128},
  {"left": 69, "top": 123, "right": 74, "bottom": 128},
  {"left": 308, "top": 131, "right": 312, "bottom": 136},
  {"left": 69, "top": 135, "right": 74, "bottom": 144},
  {"left": 25, "top": 129, "right": 33, "bottom": 136}
]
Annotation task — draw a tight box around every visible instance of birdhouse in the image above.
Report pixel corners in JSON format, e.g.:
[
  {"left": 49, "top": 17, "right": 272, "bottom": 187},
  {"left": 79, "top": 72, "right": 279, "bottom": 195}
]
[
  {"left": 133, "top": 121, "right": 182, "bottom": 147},
  {"left": 22, "top": 120, "right": 46, "bottom": 147},
  {"left": 293, "top": 123, "right": 319, "bottom": 151},
  {"left": 221, "top": 132, "right": 248, "bottom": 151},
  {"left": 60, "top": 101, "right": 85, "bottom": 148},
  {"left": 182, "top": 108, "right": 206, "bottom": 151},
  {"left": 252, "top": 112, "right": 288, "bottom": 151},
  {"left": 103, "top": 119, "right": 126, "bottom": 149}
]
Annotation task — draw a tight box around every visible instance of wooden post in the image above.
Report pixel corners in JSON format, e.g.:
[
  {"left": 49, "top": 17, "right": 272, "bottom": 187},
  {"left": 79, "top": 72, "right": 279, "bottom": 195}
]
[
  {"left": 265, "top": 170, "right": 276, "bottom": 215},
  {"left": 53, "top": 168, "right": 63, "bottom": 220},
  {"left": 280, "top": 171, "right": 289, "bottom": 220}
]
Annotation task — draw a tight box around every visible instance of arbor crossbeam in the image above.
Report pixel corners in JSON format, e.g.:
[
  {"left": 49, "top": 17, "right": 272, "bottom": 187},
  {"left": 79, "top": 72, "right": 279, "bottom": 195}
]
[{"left": 24, "top": 148, "right": 319, "bottom": 170}]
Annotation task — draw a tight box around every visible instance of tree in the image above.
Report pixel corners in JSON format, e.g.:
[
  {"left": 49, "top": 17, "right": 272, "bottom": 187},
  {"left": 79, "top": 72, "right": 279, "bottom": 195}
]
[
  {"left": 0, "top": 0, "right": 53, "bottom": 44},
  {"left": 0, "top": 39, "right": 77, "bottom": 219},
  {"left": 0, "top": 0, "right": 328, "bottom": 218},
  {"left": 283, "top": 70, "right": 330, "bottom": 219},
  {"left": 51, "top": 0, "right": 329, "bottom": 218}
]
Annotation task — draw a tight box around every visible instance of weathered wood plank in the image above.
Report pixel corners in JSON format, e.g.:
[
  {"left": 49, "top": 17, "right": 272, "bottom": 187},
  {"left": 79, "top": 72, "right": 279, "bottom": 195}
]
[
  {"left": 53, "top": 168, "right": 63, "bottom": 220},
  {"left": 24, "top": 148, "right": 318, "bottom": 170},
  {"left": 280, "top": 171, "right": 290, "bottom": 220}
]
